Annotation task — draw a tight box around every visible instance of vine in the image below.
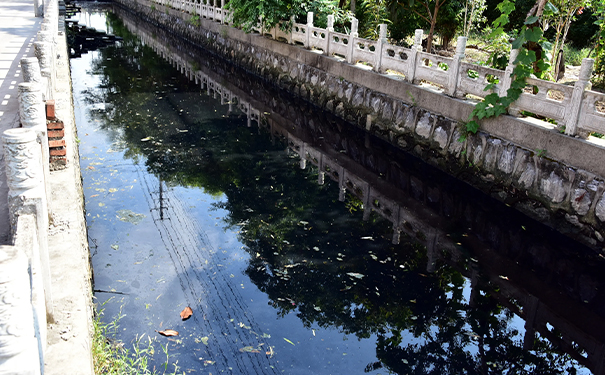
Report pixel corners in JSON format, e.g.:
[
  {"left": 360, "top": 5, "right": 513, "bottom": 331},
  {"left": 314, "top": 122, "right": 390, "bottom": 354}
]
[{"left": 461, "top": 0, "right": 556, "bottom": 140}]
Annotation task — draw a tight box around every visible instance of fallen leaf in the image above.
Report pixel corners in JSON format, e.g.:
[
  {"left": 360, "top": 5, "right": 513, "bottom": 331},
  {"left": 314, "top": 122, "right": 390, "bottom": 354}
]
[
  {"left": 283, "top": 337, "right": 295, "bottom": 346},
  {"left": 157, "top": 329, "right": 179, "bottom": 337},
  {"left": 180, "top": 306, "right": 193, "bottom": 320}
]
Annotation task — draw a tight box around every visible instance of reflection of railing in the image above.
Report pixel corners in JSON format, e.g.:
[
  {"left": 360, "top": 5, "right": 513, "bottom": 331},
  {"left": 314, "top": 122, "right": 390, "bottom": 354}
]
[
  {"left": 124, "top": 18, "right": 605, "bottom": 374},
  {"left": 143, "top": 0, "right": 605, "bottom": 138}
]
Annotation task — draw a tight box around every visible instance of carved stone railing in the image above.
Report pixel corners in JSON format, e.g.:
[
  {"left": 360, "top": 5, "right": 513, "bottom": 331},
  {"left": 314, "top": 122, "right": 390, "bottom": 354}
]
[
  {"left": 147, "top": 0, "right": 605, "bottom": 138},
  {"left": 0, "top": 0, "right": 61, "bottom": 374}
]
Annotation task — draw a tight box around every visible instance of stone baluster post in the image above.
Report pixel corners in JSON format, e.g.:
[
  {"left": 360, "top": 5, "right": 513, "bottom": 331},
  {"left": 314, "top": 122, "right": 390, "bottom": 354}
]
[
  {"left": 499, "top": 48, "right": 519, "bottom": 97},
  {"left": 407, "top": 29, "right": 423, "bottom": 83},
  {"left": 564, "top": 58, "right": 594, "bottom": 136},
  {"left": 3, "top": 128, "right": 54, "bottom": 322},
  {"left": 18, "top": 82, "right": 51, "bottom": 207},
  {"left": 325, "top": 14, "right": 335, "bottom": 55},
  {"left": 21, "top": 58, "right": 43, "bottom": 88},
  {"left": 33, "top": 40, "right": 53, "bottom": 100},
  {"left": 305, "top": 12, "right": 313, "bottom": 49},
  {"left": 374, "top": 24, "right": 387, "bottom": 73},
  {"left": 447, "top": 36, "right": 467, "bottom": 97},
  {"left": 501, "top": 48, "right": 520, "bottom": 116},
  {"left": 220, "top": 0, "right": 224, "bottom": 24},
  {"left": 34, "top": 0, "right": 43, "bottom": 17},
  {"left": 347, "top": 17, "right": 359, "bottom": 64},
  {"left": 0, "top": 245, "right": 41, "bottom": 375}
]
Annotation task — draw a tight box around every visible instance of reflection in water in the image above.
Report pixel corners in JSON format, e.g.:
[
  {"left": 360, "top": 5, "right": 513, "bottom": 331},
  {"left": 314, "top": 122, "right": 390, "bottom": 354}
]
[{"left": 70, "top": 4, "right": 605, "bottom": 374}]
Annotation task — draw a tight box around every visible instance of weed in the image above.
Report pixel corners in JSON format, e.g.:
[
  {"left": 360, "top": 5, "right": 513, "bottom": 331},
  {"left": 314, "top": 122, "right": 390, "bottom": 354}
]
[
  {"left": 92, "top": 304, "right": 183, "bottom": 375},
  {"left": 189, "top": 15, "right": 201, "bottom": 27},
  {"left": 407, "top": 91, "right": 416, "bottom": 107},
  {"left": 536, "top": 149, "right": 547, "bottom": 157}
]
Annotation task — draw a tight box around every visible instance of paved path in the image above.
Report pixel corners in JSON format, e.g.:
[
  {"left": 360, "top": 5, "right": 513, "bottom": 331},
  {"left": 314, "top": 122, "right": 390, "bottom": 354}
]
[{"left": 0, "top": 0, "right": 40, "bottom": 243}]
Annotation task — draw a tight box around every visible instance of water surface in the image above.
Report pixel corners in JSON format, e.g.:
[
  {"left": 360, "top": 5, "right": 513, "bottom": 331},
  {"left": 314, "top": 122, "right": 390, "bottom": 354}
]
[{"left": 69, "top": 5, "right": 604, "bottom": 374}]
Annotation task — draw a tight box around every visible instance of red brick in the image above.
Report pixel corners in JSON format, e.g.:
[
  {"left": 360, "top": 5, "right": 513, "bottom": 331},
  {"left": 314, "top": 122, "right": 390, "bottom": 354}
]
[
  {"left": 49, "top": 139, "right": 65, "bottom": 148},
  {"left": 47, "top": 121, "right": 64, "bottom": 130},
  {"left": 46, "top": 100, "right": 55, "bottom": 120},
  {"left": 49, "top": 148, "right": 66, "bottom": 156},
  {"left": 48, "top": 130, "right": 64, "bottom": 138}
]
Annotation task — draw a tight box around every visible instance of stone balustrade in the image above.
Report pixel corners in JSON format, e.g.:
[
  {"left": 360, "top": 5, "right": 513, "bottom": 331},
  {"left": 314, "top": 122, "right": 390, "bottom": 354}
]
[
  {"left": 151, "top": 0, "right": 605, "bottom": 138},
  {"left": 0, "top": 0, "right": 60, "bottom": 374}
]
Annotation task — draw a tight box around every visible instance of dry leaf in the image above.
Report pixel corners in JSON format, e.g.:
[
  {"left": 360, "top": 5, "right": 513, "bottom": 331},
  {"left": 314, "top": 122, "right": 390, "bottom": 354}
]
[
  {"left": 157, "top": 329, "right": 179, "bottom": 337},
  {"left": 180, "top": 306, "right": 193, "bottom": 320}
]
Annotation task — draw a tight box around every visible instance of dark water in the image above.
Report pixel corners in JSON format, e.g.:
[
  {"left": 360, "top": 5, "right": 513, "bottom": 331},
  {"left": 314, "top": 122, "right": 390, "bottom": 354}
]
[{"left": 69, "top": 4, "right": 605, "bottom": 375}]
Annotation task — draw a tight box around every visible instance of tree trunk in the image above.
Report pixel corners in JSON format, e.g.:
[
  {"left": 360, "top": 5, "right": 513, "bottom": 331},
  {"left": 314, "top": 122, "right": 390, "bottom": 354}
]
[{"left": 351, "top": 0, "right": 356, "bottom": 13}]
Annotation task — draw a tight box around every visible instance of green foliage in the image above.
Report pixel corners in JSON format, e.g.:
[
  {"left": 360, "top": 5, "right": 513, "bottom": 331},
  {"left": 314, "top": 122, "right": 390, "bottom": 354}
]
[
  {"left": 355, "top": 0, "right": 391, "bottom": 39},
  {"left": 466, "top": 0, "right": 551, "bottom": 137},
  {"left": 592, "top": 0, "right": 605, "bottom": 87},
  {"left": 188, "top": 15, "right": 200, "bottom": 27},
  {"left": 563, "top": 44, "right": 590, "bottom": 66},
  {"left": 307, "top": 0, "right": 352, "bottom": 30},
  {"left": 226, "top": 0, "right": 303, "bottom": 32}
]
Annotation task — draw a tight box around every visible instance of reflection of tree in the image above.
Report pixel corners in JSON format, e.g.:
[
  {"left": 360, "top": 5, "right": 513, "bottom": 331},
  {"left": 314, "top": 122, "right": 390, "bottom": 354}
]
[{"left": 75, "top": 13, "right": 585, "bottom": 375}]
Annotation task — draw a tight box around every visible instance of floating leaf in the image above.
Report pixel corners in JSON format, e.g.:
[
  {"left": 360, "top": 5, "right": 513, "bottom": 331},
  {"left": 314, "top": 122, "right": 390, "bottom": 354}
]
[
  {"left": 180, "top": 306, "right": 193, "bottom": 320},
  {"left": 157, "top": 329, "right": 179, "bottom": 337},
  {"left": 109, "top": 188, "right": 118, "bottom": 193},
  {"left": 201, "top": 336, "right": 209, "bottom": 345},
  {"left": 141, "top": 137, "right": 152, "bottom": 141},
  {"left": 283, "top": 337, "right": 295, "bottom": 346},
  {"left": 110, "top": 244, "right": 119, "bottom": 250}
]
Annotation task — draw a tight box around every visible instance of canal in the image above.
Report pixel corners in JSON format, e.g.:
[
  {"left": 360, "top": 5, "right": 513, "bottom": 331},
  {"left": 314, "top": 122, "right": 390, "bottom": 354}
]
[{"left": 69, "top": 4, "right": 605, "bottom": 374}]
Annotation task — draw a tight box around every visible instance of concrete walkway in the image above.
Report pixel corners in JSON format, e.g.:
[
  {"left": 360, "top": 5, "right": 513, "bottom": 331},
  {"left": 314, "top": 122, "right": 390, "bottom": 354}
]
[
  {"left": 0, "top": 1, "right": 94, "bottom": 374},
  {"left": 0, "top": 0, "right": 41, "bottom": 244}
]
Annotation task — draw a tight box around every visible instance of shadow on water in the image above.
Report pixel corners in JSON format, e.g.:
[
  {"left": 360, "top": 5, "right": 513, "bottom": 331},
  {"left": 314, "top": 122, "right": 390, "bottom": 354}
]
[{"left": 69, "top": 3, "right": 605, "bottom": 374}]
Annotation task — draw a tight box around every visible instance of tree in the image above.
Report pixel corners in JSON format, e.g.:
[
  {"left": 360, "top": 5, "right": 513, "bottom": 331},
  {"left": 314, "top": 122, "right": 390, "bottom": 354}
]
[
  {"left": 462, "top": 0, "right": 486, "bottom": 37},
  {"left": 397, "top": 0, "right": 450, "bottom": 53},
  {"left": 545, "top": 0, "right": 589, "bottom": 80}
]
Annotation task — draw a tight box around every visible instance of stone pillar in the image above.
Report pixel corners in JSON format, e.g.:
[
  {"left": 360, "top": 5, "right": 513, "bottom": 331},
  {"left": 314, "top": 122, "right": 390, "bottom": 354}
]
[
  {"left": 20, "top": 58, "right": 43, "bottom": 87},
  {"left": 33, "top": 41, "right": 53, "bottom": 100},
  {"left": 0, "top": 245, "right": 41, "bottom": 375},
  {"left": 499, "top": 48, "right": 519, "bottom": 98},
  {"left": 18, "top": 82, "right": 51, "bottom": 207},
  {"left": 34, "top": 0, "right": 43, "bottom": 17},
  {"left": 347, "top": 17, "right": 358, "bottom": 64},
  {"left": 305, "top": 12, "right": 313, "bottom": 49},
  {"left": 325, "top": 15, "right": 334, "bottom": 55},
  {"left": 446, "top": 36, "right": 467, "bottom": 97},
  {"left": 374, "top": 24, "right": 387, "bottom": 73},
  {"left": 407, "top": 29, "right": 423, "bottom": 83},
  {"left": 564, "top": 58, "right": 594, "bottom": 136},
  {"left": 3, "top": 128, "right": 54, "bottom": 322}
]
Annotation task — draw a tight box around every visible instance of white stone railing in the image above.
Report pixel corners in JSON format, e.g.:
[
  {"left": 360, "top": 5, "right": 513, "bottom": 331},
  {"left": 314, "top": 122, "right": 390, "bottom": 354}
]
[
  {"left": 0, "top": 0, "right": 60, "bottom": 373},
  {"left": 149, "top": 0, "right": 605, "bottom": 138}
]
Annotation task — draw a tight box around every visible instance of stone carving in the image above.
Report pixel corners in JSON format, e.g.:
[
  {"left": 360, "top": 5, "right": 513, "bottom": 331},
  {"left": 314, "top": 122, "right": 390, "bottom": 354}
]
[
  {"left": 3, "top": 129, "right": 42, "bottom": 192},
  {"left": 0, "top": 245, "right": 40, "bottom": 374}
]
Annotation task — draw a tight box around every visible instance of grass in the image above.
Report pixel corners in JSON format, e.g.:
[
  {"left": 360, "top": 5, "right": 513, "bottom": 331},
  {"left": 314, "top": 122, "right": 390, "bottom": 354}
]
[
  {"left": 93, "top": 305, "right": 183, "bottom": 375},
  {"left": 562, "top": 44, "right": 591, "bottom": 67}
]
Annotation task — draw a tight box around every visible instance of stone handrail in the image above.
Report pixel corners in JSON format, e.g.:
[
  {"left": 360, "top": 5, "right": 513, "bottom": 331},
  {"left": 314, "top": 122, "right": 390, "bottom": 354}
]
[
  {"left": 0, "top": 0, "right": 60, "bottom": 373},
  {"left": 151, "top": 0, "right": 605, "bottom": 138}
]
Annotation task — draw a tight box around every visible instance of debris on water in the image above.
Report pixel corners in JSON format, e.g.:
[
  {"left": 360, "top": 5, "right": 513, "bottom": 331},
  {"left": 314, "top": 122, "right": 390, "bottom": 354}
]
[
  {"left": 110, "top": 244, "right": 119, "bottom": 250},
  {"left": 283, "top": 337, "right": 295, "bottom": 346},
  {"left": 116, "top": 209, "right": 146, "bottom": 225},
  {"left": 239, "top": 345, "right": 262, "bottom": 353},
  {"left": 346, "top": 272, "right": 365, "bottom": 279},
  {"left": 141, "top": 137, "right": 152, "bottom": 141}
]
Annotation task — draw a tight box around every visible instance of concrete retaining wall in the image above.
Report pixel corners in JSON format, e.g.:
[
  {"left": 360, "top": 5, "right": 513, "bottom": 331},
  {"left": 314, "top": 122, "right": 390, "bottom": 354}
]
[{"left": 115, "top": 0, "right": 605, "bottom": 250}]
